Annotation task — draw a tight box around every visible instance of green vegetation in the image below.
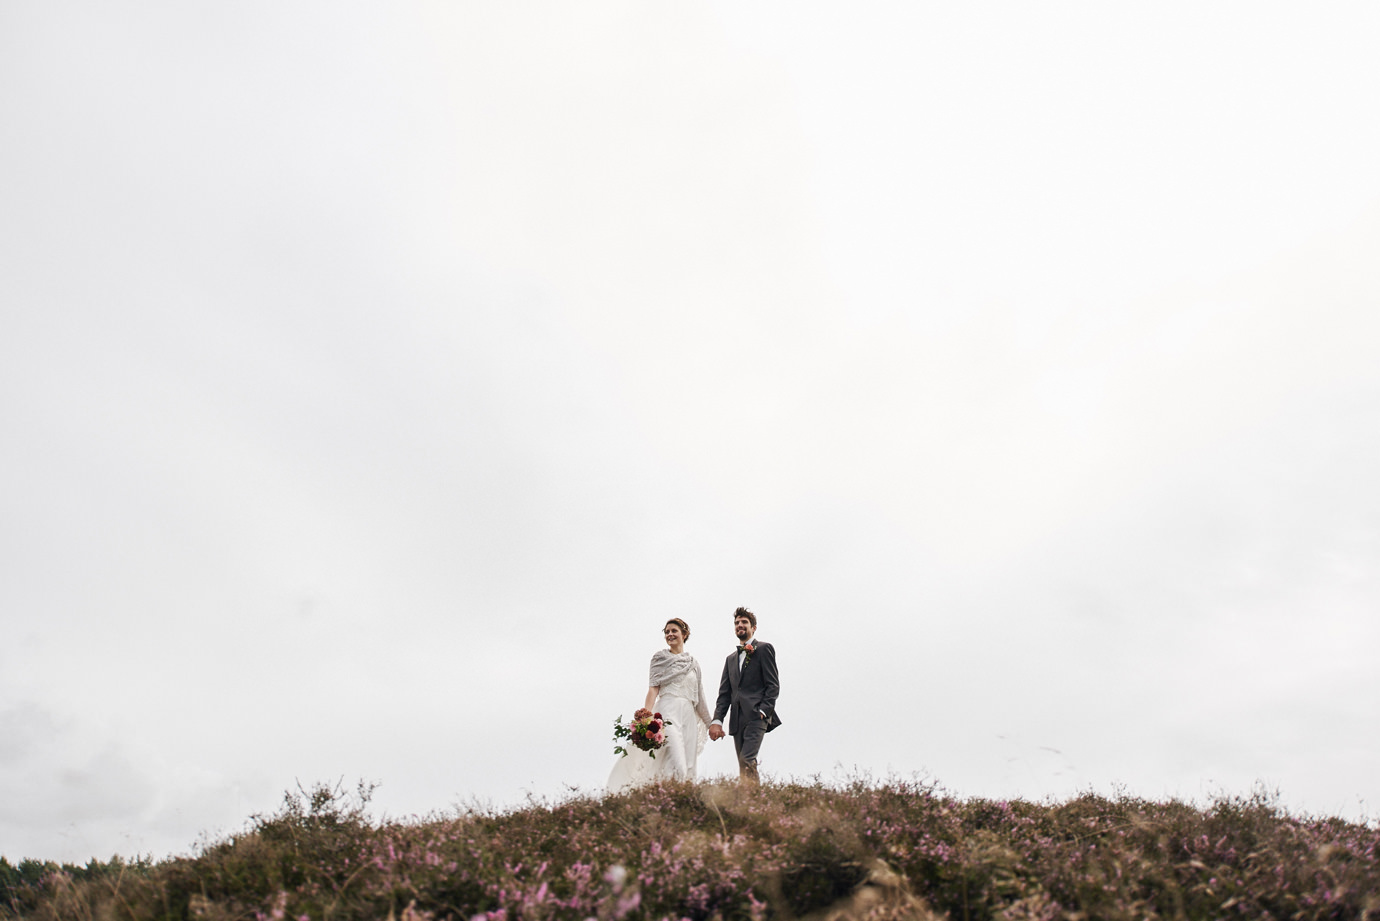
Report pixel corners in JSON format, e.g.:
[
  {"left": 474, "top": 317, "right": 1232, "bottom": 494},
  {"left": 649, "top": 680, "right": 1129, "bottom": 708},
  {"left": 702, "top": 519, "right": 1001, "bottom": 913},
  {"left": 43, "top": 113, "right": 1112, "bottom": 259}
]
[{"left": 5, "top": 778, "right": 1378, "bottom": 920}]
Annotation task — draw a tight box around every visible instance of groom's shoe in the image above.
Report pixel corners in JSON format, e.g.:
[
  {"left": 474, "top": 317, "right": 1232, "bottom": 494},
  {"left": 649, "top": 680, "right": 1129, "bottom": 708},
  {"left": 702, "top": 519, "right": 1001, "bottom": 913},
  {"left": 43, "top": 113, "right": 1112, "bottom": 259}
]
[{"left": 739, "top": 760, "right": 760, "bottom": 786}]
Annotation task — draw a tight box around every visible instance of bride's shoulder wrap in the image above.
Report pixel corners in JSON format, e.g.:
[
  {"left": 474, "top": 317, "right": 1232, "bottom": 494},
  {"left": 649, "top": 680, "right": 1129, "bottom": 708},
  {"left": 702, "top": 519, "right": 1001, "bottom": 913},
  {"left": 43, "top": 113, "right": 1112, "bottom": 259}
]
[{"left": 648, "top": 649, "right": 698, "bottom": 686}]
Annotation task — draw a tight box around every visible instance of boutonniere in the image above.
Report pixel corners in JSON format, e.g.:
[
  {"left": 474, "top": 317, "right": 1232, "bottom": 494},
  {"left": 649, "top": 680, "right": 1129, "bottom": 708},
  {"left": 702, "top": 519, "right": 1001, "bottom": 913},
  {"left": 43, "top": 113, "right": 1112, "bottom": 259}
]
[{"left": 738, "top": 643, "right": 755, "bottom": 663}]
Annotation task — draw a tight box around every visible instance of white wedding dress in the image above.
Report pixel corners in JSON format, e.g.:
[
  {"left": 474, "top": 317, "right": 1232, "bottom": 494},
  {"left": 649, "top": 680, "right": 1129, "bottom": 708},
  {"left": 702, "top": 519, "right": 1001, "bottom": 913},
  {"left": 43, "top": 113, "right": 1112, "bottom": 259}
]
[{"left": 607, "top": 650, "right": 712, "bottom": 793}]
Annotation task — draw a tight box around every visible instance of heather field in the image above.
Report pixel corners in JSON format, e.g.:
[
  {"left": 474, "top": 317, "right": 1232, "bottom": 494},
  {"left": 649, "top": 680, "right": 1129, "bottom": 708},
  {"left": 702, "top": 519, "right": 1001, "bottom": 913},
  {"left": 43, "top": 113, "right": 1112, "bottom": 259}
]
[{"left": 4, "top": 778, "right": 1378, "bottom": 921}]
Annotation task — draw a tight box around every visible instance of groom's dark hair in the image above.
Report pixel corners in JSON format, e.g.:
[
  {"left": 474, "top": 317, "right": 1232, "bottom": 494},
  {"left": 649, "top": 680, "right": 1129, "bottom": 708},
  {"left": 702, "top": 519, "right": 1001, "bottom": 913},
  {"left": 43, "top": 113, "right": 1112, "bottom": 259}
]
[{"left": 734, "top": 606, "right": 757, "bottom": 627}]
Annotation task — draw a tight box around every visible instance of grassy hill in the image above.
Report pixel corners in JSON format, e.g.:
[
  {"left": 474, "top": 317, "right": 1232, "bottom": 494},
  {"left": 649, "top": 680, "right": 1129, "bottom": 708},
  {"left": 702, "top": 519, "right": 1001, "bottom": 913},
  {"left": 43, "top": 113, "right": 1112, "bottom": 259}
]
[{"left": 4, "top": 778, "right": 1377, "bottom": 921}]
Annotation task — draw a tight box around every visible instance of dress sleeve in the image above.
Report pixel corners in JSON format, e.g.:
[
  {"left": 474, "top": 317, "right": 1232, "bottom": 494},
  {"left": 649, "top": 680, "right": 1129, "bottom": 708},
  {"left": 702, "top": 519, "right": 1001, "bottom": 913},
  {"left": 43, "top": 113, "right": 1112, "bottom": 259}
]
[{"left": 693, "top": 661, "right": 712, "bottom": 727}]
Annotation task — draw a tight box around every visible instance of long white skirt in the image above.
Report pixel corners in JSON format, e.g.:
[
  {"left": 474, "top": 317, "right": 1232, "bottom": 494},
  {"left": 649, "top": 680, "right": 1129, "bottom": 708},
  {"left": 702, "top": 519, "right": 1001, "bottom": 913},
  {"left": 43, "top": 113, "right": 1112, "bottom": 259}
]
[{"left": 606, "top": 693, "right": 704, "bottom": 793}]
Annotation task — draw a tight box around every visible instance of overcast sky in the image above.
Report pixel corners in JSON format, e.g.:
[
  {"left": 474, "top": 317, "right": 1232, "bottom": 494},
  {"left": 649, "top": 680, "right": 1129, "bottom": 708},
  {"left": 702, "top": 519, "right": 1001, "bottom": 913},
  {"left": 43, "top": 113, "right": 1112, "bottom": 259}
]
[{"left": 3, "top": 1, "right": 1379, "bottom": 863}]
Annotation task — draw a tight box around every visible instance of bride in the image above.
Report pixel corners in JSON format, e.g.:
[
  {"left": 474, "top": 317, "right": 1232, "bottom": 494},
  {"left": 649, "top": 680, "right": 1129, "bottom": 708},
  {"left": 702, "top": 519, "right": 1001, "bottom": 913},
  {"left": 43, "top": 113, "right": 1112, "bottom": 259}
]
[{"left": 607, "top": 618, "right": 712, "bottom": 792}]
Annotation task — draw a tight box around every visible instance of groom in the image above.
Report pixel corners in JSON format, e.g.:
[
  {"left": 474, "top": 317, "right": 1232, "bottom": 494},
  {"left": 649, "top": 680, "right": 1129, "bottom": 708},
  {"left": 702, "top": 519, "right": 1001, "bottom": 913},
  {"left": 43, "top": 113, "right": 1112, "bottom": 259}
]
[{"left": 710, "top": 606, "right": 781, "bottom": 785}]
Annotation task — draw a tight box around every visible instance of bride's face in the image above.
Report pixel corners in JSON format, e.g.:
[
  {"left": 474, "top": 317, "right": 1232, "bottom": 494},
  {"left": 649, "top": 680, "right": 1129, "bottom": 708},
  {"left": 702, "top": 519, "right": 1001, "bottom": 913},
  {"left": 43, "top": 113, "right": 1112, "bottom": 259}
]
[{"left": 663, "top": 623, "right": 685, "bottom": 646}]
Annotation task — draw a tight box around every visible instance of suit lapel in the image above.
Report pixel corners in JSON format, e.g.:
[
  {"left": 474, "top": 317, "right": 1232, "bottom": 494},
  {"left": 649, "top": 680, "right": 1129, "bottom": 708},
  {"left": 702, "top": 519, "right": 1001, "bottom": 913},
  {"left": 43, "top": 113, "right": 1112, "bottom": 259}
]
[{"left": 728, "top": 651, "right": 740, "bottom": 693}]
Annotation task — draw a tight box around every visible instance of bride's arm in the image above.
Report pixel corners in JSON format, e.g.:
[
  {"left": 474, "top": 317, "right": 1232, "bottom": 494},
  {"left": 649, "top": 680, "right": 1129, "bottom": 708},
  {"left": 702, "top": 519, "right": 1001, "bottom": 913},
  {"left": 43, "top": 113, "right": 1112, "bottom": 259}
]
[{"left": 644, "top": 686, "right": 659, "bottom": 711}]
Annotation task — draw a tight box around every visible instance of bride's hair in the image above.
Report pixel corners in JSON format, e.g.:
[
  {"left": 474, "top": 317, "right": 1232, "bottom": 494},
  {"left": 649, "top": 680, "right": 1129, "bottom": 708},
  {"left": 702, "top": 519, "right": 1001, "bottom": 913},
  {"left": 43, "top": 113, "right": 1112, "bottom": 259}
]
[{"left": 664, "top": 618, "right": 691, "bottom": 641}]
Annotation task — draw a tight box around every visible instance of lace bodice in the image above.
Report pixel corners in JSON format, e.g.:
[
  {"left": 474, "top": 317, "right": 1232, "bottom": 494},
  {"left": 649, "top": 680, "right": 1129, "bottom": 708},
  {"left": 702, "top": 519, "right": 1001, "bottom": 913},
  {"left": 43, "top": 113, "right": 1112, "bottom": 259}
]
[{"left": 658, "top": 668, "right": 701, "bottom": 702}]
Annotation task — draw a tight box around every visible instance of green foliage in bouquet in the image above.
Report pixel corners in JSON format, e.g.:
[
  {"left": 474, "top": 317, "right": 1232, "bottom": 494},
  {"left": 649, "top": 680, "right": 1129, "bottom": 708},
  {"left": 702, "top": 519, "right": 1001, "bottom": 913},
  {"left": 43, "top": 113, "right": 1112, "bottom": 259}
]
[{"left": 611, "top": 713, "right": 634, "bottom": 758}]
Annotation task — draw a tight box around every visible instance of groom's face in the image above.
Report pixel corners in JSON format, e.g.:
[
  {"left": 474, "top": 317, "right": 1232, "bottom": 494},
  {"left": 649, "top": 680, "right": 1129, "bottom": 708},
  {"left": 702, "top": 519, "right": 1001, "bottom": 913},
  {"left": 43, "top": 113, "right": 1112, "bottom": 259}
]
[{"left": 734, "top": 616, "right": 754, "bottom": 641}]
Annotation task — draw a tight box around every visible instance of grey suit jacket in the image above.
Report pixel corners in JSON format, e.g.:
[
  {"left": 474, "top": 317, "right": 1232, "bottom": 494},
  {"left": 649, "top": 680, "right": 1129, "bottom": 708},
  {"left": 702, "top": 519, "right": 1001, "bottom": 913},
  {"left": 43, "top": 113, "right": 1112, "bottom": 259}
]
[{"left": 713, "top": 640, "right": 782, "bottom": 735}]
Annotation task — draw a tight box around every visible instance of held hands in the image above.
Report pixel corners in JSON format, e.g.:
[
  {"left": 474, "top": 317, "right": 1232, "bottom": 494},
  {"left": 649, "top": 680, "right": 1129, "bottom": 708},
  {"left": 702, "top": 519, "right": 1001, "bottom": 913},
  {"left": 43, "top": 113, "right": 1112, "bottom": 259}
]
[{"left": 707, "top": 710, "right": 767, "bottom": 741}]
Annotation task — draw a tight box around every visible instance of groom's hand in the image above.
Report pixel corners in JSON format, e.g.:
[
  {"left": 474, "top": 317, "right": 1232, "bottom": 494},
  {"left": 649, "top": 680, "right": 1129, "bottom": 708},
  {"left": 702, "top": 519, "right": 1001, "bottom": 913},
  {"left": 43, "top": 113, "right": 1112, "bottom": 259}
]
[{"left": 708, "top": 725, "right": 725, "bottom": 741}]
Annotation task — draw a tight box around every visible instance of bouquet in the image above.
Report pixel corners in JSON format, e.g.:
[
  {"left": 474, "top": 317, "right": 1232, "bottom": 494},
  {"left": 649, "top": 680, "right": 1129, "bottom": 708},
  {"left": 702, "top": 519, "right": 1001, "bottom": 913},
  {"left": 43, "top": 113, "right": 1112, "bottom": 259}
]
[{"left": 612, "top": 708, "right": 673, "bottom": 758}]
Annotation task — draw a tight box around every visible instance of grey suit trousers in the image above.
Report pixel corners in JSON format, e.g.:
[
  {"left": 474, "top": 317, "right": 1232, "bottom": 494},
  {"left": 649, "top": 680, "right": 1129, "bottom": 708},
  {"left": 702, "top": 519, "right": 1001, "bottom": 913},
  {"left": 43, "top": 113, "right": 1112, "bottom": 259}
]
[{"left": 733, "top": 716, "right": 767, "bottom": 782}]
